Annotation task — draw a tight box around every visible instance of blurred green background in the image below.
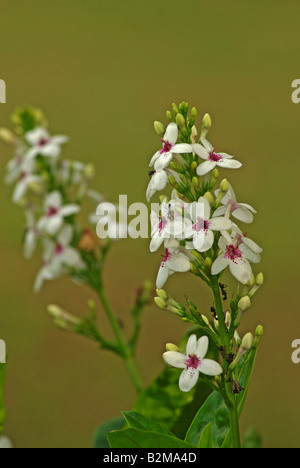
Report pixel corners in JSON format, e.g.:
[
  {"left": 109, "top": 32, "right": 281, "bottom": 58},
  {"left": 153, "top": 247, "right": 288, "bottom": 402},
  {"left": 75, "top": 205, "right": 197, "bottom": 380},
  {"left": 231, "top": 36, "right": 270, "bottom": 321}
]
[{"left": 0, "top": 0, "right": 299, "bottom": 448}]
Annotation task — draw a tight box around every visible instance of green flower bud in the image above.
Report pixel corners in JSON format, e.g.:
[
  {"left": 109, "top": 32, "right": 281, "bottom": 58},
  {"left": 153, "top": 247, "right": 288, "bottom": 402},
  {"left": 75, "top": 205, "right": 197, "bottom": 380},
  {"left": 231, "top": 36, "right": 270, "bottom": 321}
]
[
  {"left": 203, "top": 191, "right": 214, "bottom": 205},
  {"left": 202, "top": 113, "right": 212, "bottom": 129},
  {"left": 204, "top": 257, "right": 212, "bottom": 268},
  {"left": 166, "top": 110, "right": 173, "bottom": 121},
  {"left": 212, "top": 168, "right": 219, "bottom": 179},
  {"left": 247, "top": 274, "right": 256, "bottom": 288},
  {"left": 191, "top": 107, "right": 197, "bottom": 120},
  {"left": 192, "top": 176, "right": 199, "bottom": 188},
  {"left": 168, "top": 175, "right": 177, "bottom": 186},
  {"left": 241, "top": 332, "right": 254, "bottom": 351},
  {"left": 154, "top": 297, "right": 167, "bottom": 309},
  {"left": 255, "top": 325, "right": 264, "bottom": 338},
  {"left": 201, "top": 315, "right": 210, "bottom": 326},
  {"left": 172, "top": 103, "right": 179, "bottom": 115},
  {"left": 156, "top": 289, "right": 168, "bottom": 300},
  {"left": 166, "top": 343, "right": 180, "bottom": 352},
  {"left": 83, "top": 163, "right": 95, "bottom": 180},
  {"left": 0, "top": 128, "right": 16, "bottom": 145},
  {"left": 256, "top": 273, "right": 264, "bottom": 286},
  {"left": 176, "top": 113, "right": 185, "bottom": 129},
  {"left": 191, "top": 161, "right": 198, "bottom": 171},
  {"left": 220, "top": 179, "right": 229, "bottom": 193},
  {"left": 154, "top": 121, "right": 165, "bottom": 136}
]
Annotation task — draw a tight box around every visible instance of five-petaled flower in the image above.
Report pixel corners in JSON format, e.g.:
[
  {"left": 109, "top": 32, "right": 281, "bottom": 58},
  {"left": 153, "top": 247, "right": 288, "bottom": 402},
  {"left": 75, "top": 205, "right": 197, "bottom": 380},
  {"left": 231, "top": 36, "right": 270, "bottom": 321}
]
[
  {"left": 149, "top": 123, "right": 193, "bottom": 172},
  {"left": 163, "top": 334, "right": 223, "bottom": 392},
  {"left": 184, "top": 197, "right": 232, "bottom": 252},
  {"left": 193, "top": 138, "right": 242, "bottom": 176},
  {"left": 213, "top": 183, "right": 256, "bottom": 224},
  {"left": 37, "top": 191, "right": 80, "bottom": 236},
  {"left": 25, "top": 127, "right": 68, "bottom": 160},
  {"left": 211, "top": 231, "right": 253, "bottom": 284}
]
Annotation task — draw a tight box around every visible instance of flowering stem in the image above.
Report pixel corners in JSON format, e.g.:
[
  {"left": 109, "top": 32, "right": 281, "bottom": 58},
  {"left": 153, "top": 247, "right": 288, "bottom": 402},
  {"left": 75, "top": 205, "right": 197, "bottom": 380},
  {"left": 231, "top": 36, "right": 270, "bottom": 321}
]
[
  {"left": 211, "top": 276, "right": 241, "bottom": 448},
  {"left": 97, "top": 285, "right": 143, "bottom": 394}
]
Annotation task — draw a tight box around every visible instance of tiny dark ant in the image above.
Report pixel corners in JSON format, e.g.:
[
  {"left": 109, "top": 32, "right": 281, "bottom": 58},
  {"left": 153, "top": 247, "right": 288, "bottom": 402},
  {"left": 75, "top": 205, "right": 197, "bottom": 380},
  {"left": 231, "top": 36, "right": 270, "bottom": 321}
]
[
  {"left": 210, "top": 306, "right": 218, "bottom": 320},
  {"left": 219, "top": 282, "right": 228, "bottom": 301},
  {"left": 148, "top": 170, "right": 155, "bottom": 176}
]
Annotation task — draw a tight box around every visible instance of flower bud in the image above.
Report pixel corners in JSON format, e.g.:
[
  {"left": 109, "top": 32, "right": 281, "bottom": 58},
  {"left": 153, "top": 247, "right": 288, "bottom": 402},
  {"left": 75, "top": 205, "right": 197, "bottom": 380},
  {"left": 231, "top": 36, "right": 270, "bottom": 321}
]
[
  {"left": 165, "top": 343, "right": 180, "bottom": 352},
  {"left": 192, "top": 176, "right": 199, "bottom": 188},
  {"left": 203, "top": 191, "right": 214, "bottom": 205},
  {"left": 201, "top": 113, "right": 212, "bottom": 138},
  {"left": 172, "top": 103, "right": 179, "bottom": 115},
  {"left": 191, "top": 161, "right": 198, "bottom": 171},
  {"left": 176, "top": 113, "right": 185, "bottom": 129},
  {"left": 238, "top": 296, "right": 251, "bottom": 312},
  {"left": 154, "top": 296, "right": 167, "bottom": 309},
  {"left": 256, "top": 273, "right": 264, "bottom": 286},
  {"left": 201, "top": 315, "right": 210, "bottom": 326},
  {"left": 204, "top": 257, "right": 212, "bottom": 268},
  {"left": 166, "top": 110, "right": 173, "bottom": 121},
  {"left": 255, "top": 325, "right": 264, "bottom": 338},
  {"left": 247, "top": 274, "right": 256, "bottom": 288},
  {"left": 220, "top": 179, "right": 229, "bottom": 193},
  {"left": 212, "top": 168, "right": 219, "bottom": 179},
  {"left": 0, "top": 128, "right": 16, "bottom": 145},
  {"left": 191, "top": 107, "right": 197, "bottom": 120},
  {"left": 156, "top": 289, "right": 168, "bottom": 300},
  {"left": 83, "top": 163, "right": 95, "bottom": 180},
  {"left": 241, "top": 332, "right": 254, "bottom": 351},
  {"left": 154, "top": 121, "right": 165, "bottom": 136}
]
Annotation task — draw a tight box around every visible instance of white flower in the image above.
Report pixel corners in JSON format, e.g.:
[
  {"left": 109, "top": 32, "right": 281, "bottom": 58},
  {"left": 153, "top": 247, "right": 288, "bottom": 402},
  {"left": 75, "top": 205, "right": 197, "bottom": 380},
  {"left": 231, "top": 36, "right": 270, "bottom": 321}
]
[
  {"left": 230, "top": 224, "right": 263, "bottom": 264},
  {"left": 12, "top": 161, "right": 43, "bottom": 203},
  {"left": 37, "top": 191, "right": 80, "bottom": 236},
  {"left": 146, "top": 170, "right": 168, "bottom": 202},
  {"left": 0, "top": 436, "right": 13, "bottom": 448},
  {"left": 150, "top": 198, "right": 188, "bottom": 252},
  {"left": 149, "top": 123, "right": 193, "bottom": 172},
  {"left": 34, "top": 225, "right": 85, "bottom": 292},
  {"left": 25, "top": 127, "right": 68, "bottom": 160},
  {"left": 163, "top": 334, "right": 223, "bottom": 392},
  {"left": 156, "top": 240, "right": 190, "bottom": 289},
  {"left": 211, "top": 231, "right": 253, "bottom": 284},
  {"left": 184, "top": 197, "right": 232, "bottom": 252},
  {"left": 213, "top": 184, "right": 256, "bottom": 224},
  {"left": 24, "top": 209, "right": 39, "bottom": 259},
  {"left": 193, "top": 138, "right": 242, "bottom": 176}
]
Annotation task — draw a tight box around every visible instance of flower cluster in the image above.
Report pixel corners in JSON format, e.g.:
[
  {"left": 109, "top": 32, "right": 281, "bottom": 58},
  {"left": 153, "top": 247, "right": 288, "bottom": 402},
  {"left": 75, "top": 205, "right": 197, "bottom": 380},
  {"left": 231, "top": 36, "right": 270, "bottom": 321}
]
[
  {"left": 147, "top": 104, "right": 262, "bottom": 289},
  {"left": 147, "top": 102, "right": 264, "bottom": 398},
  {"left": 0, "top": 106, "right": 111, "bottom": 292}
]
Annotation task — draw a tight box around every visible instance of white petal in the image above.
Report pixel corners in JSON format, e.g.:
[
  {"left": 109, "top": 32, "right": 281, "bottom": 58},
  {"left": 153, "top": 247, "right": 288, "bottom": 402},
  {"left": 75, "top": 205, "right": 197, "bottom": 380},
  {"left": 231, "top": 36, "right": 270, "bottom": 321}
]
[
  {"left": 242, "top": 236, "right": 263, "bottom": 254},
  {"left": 212, "top": 206, "right": 226, "bottom": 218},
  {"left": 164, "top": 123, "right": 178, "bottom": 145},
  {"left": 45, "top": 191, "right": 62, "bottom": 209},
  {"left": 45, "top": 215, "right": 63, "bottom": 235},
  {"left": 196, "top": 336, "right": 209, "bottom": 360},
  {"left": 193, "top": 229, "right": 214, "bottom": 252},
  {"left": 26, "top": 127, "right": 49, "bottom": 146},
  {"left": 150, "top": 236, "right": 164, "bottom": 252},
  {"left": 211, "top": 254, "right": 229, "bottom": 275},
  {"left": 217, "top": 159, "right": 242, "bottom": 170},
  {"left": 163, "top": 351, "right": 187, "bottom": 369},
  {"left": 196, "top": 160, "right": 216, "bottom": 176},
  {"left": 167, "top": 253, "right": 190, "bottom": 272},
  {"left": 58, "top": 224, "right": 73, "bottom": 246},
  {"left": 154, "top": 152, "right": 173, "bottom": 171},
  {"left": 186, "top": 334, "right": 197, "bottom": 356},
  {"left": 232, "top": 207, "right": 254, "bottom": 224},
  {"left": 156, "top": 264, "right": 170, "bottom": 289},
  {"left": 209, "top": 217, "right": 232, "bottom": 231},
  {"left": 60, "top": 204, "right": 80, "bottom": 217},
  {"left": 149, "top": 151, "right": 161, "bottom": 167},
  {"left": 179, "top": 368, "right": 199, "bottom": 392},
  {"left": 171, "top": 143, "right": 193, "bottom": 154},
  {"left": 199, "top": 359, "right": 223, "bottom": 376},
  {"left": 192, "top": 143, "right": 209, "bottom": 160},
  {"left": 229, "top": 257, "right": 252, "bottom": 284}
]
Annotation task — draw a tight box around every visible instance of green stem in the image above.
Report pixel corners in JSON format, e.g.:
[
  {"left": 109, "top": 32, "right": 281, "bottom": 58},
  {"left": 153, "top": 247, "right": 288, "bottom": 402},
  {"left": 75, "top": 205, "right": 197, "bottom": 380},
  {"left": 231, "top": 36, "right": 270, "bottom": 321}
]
[
  {"left": 211, "top": 276, "right": 241, "bottom": 448},
  {"left": 229, "top": 400, "right": 241, "bottom": 449},
  {"left": 97, "top": 285, "right": 142, "bottom": 394}
]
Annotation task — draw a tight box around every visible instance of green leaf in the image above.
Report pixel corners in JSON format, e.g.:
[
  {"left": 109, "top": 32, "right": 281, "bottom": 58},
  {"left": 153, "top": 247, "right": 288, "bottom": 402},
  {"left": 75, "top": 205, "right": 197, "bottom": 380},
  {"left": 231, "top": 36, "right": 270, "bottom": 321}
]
[
  {"left": 185, "top": 391, "right": 230, "bottom": 448},
  {"left": 198, "top": 422, "right": 213, "bottom": 448},
  {"left": 108, "top": 428, "right": 195, "bottom": 449},
  {"left": 93, "top": 416, "right": 125, "bottom": 448},
  {"left": 123, "top": 411, "right": 174, "bottom": 436}
]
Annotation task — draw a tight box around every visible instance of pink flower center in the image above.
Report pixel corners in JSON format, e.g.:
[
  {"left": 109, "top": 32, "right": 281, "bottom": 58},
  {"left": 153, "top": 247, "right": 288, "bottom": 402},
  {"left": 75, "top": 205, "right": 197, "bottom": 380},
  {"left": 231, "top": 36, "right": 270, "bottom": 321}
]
[
  {"left": 55, "top": 243, "right": 64, "bottom": 255},
  {"left": 225, "top": 244, "right": 242, "bottom": 262},
  {"left": 38, "top": 137, "right": 50, "bottom": 147},
  {"left": 193, "top": 217, "right": 210, "bottom": 232},
  {"left": 209, "top": 150, "right": 223, "bottom": 162},
  {"left": 186, "top": 354, "right": 201, "bottom": 369},
  {"left": 161, "top": 248, "right": 172, "bottom": 265},
  {"left": 158, "top": 217, "right": 168, "bottom": 232},
  {"left": 46, "top": 206, "right": 59, "bottom": 217},
  {"left": 160, "top": 139, "right": 173, "bottom": 154}
]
